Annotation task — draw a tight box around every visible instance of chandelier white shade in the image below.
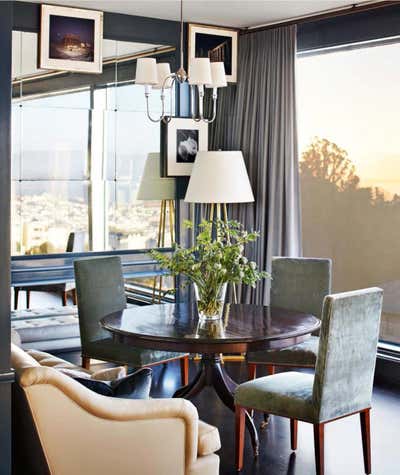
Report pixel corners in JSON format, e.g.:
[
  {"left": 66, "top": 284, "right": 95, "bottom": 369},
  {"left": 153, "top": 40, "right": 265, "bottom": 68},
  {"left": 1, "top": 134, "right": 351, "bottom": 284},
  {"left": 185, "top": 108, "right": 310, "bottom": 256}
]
[
  {"left": 184, "top": 151, "right": 254, "bottom": 204},
  {"left": 188, "top": 58, "right": 213, "bottom": 85},
  {"left": 137, "top": 153, "right": 175, "bottom": 200},
  {"left": 207, "top": 62, "right": 228, "bottom": 88},
  {"left": 135, "top": 58, "right": 158, "bottom": 85},
  {"left": 153, "top": 63, "right": 173, "bottom": 89}
]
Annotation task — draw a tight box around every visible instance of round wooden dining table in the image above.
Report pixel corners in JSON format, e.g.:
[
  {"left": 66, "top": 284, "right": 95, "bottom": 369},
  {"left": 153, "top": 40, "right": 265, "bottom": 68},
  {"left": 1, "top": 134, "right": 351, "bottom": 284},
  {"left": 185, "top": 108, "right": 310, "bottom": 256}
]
[{"left": 101, "top": 302, "right": 320, "bottom": 456}]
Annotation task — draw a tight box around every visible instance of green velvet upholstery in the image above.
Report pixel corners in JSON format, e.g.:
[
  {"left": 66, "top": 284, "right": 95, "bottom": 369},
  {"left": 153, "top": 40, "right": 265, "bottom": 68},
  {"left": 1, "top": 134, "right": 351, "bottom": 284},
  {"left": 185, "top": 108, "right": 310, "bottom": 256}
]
[
  {"left": 248, "top": 336, "right": 319, "bottom": 366},
  {"left": 74, "top": 256, "right": 186, "bottom": 367},
  {"left": 247, "top": 257, "right": 332, "bottom": 367},
  {"left": 236, "top": 288, "right": 383, "bottom": 423}
]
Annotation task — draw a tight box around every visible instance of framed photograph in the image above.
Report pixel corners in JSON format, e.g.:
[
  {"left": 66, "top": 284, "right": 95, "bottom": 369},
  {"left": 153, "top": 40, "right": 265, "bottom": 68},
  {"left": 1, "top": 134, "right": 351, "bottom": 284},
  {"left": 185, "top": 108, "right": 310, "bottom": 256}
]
[
  {"left": 188, "top": 23, "right": 238, "bottom": 83},
  {"left": 161, "top": 118, "right": 208, "bottom": 177},
  {"left": 40, "top": 4, "right": 103, "bottom": 74}
]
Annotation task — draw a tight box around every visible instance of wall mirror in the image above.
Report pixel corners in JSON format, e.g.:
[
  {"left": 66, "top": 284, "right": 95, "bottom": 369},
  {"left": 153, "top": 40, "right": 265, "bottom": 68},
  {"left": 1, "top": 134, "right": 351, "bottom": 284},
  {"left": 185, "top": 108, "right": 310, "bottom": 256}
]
[{"left": 11, "top": 31, "right": 176, "bottom": 257}]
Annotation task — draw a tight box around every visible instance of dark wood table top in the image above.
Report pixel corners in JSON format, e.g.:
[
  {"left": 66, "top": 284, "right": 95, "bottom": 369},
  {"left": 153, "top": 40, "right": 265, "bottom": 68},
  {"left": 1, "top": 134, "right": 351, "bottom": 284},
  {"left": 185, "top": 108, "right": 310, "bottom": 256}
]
[{"left": 101, "top": 303, "right": 320, "bottom": 354}]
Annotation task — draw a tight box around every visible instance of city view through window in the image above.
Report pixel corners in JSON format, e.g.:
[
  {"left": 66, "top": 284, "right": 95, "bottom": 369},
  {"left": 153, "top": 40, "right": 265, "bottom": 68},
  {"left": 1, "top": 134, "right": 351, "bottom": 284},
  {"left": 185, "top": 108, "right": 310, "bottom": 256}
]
[
  {"left": 297, "top": 40, "right": 400, "bottom": 345},
  {"left": 11, "top": 34, "right": 174, "bottom": 256}
]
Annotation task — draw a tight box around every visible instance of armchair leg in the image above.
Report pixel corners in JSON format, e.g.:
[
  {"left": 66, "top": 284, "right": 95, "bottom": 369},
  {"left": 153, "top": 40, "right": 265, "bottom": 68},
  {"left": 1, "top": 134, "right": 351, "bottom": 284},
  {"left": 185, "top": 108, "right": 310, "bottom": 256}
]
[
  {"left": 235, "top": 405, "right": 246, "bottom": 471},
  {"left": 313, "top": 423, "right": 325, "bottom": 475},
  {"left": 82, "top": 356, "right": 91, "bottom": 370},
  {"left": 62, "top": 291, "right": 67, "bottom": 306},
  {"left": 360, "top": 409, "right": 371, "bottom": 474},
  {"left": 72, "top": 289, "right": 77, "bottom": 305},
  {"left": 266, "top": 364, "right": 275, "bottom": 375},
  {"left": 180, "top": 355, "right": 189, "bottom": 386},
  {"left": 248, "top": 363, "right": 257, "bottom": 380},
  {"left": 26, "top": 290, "right": 30, "bottom": 309},
  {"left": 290, "top": 419, "right": 298, "bottom": 450}
]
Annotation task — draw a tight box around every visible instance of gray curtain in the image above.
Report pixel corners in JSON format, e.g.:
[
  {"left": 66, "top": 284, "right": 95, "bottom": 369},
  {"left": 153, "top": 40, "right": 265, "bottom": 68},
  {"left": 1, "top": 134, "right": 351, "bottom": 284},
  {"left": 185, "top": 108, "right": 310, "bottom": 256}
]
[{"left": 209, "top": 25, "right": 302, "bottom": 305}]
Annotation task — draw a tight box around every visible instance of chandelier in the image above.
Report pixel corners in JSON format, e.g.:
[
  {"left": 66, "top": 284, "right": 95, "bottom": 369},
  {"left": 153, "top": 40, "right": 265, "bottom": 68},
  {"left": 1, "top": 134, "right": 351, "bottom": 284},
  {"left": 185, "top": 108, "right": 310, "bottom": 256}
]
[{"left": 134, "top": 0, "right": 227, "bottom": 123}]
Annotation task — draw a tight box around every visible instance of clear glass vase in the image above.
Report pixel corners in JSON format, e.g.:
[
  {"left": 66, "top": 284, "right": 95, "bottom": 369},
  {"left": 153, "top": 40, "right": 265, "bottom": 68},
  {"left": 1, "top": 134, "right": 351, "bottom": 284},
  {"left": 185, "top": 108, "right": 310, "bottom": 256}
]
[{"left": 193, "top": 282, "right": 227, "bottom": 321}]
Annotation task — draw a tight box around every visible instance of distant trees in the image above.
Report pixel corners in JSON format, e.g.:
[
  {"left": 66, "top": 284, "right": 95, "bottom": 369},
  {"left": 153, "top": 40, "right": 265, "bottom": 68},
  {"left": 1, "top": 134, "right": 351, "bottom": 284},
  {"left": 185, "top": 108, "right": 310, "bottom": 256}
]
[{"left": 300, "top": 137, "right": 360, "bottom": 192}]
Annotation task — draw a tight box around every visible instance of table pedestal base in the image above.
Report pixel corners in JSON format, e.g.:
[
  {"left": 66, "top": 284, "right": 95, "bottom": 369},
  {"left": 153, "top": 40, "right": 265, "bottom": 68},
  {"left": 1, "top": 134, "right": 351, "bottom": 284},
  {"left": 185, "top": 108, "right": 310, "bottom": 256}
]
[{"left": 173, "top": 354, "right": 259, "bottom": 456}]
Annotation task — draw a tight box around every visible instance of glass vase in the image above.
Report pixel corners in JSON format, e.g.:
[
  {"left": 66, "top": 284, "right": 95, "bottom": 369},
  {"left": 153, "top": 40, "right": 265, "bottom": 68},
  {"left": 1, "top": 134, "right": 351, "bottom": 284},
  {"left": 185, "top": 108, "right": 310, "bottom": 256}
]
[{"left": 193, "top": 282, "right": 227, "bottom": 321}]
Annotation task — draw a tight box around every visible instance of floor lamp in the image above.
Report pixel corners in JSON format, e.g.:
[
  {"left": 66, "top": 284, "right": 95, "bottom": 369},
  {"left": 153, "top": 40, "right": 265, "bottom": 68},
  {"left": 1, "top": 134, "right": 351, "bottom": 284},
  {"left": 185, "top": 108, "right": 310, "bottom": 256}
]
[
  {"left": 137, "top": 153, "right": 176, "bottom": 303},
  {"left": 184, "top": 151, "right": 255, "bottom": 360}
]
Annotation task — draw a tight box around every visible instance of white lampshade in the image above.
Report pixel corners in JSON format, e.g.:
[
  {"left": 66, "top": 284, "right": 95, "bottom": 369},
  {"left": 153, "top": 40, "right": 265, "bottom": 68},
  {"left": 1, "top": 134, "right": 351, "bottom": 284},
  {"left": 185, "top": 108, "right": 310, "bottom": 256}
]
[
  {"left": 153, "top": 63, "right": 173, "bottom": 90},
  {"left": 137, "top": 153, "right": 175, "bottom": 200},
  {"left": 189, "top": 58, "right": 212, "bottom": 85},
  {"left": 184, "top": 151, "right": 254, "bottom": 204},
  {"left": 135, "top": 58, "right": 158, "bottom": 85},
  {"left": 206, "top": 62, "right": 227, "bottom": 89}
]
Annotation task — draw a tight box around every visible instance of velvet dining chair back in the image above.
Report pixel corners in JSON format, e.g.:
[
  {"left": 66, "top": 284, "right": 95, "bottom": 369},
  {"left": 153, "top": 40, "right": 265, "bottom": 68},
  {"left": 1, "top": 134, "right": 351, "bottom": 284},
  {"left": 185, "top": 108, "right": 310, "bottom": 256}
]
[
  {"left": 74, "top": 256, "right": 126, "bottom": 348},
  {"left": 312, "top": 287, "right": 383, "bottom": 423},
  {"left": 270, "top": 257, "right": 332, "bottom": 320}
]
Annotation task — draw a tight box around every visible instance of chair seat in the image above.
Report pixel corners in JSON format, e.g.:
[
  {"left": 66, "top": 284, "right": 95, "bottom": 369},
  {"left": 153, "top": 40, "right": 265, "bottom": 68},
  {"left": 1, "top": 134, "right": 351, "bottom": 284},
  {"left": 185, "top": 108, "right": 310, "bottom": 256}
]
[
  {"left": 247, "top": 335, "right": 319, "bottom": 367},
  {"left": 234, "top": 371, "right": 316, "bottom": 423},
  {"left": 86, "top": 338, "right": 188, "bottom": 368},
  {"left": 197, "top": 421, "right": 221, "bottom": 456}
]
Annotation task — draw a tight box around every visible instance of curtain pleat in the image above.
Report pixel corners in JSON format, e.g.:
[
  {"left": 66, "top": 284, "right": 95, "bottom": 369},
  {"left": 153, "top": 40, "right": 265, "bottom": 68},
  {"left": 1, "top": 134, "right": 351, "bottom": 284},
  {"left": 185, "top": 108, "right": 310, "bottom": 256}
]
[{"left": 207, "top": 25, "right": 302, "bottom": 305}]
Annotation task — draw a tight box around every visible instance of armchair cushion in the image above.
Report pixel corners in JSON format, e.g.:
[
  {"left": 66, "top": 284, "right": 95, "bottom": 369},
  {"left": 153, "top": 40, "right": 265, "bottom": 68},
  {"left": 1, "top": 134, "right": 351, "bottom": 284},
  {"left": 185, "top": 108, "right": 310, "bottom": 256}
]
[
  {"left": 235, "top": 371, "right": 316, "bottom": 423},
  {"left": 247, "top": 336, "right": 319, "bottom": 367},
  {"left": 27, "top": 349, "right": 151, "bottom": 399},
  {"left": 74, "top": 368, "right": 152, "bottom": 399},
  {"left": 197, "top": 421, "right": 221, "bottom": 456}
]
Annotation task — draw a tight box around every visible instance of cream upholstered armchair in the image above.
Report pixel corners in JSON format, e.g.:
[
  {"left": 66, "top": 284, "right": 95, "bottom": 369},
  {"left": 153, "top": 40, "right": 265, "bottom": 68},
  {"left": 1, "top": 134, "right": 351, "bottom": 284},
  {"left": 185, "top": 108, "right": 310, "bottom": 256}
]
[{"left": 11, "top": 344, "right": 220, "bottom": 475}]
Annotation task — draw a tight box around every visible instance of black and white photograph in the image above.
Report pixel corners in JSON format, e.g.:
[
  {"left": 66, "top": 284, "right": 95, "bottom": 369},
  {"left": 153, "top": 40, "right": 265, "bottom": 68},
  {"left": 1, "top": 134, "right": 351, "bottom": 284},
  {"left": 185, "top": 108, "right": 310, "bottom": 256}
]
[
  {"left": 40, "top": 5, "right": 103, "bottom": 74},
  {"left": 188, "top": 23, "right": 238, "bottom": 82},
  {"left": 161, "top": 118, "right": 208, "bottom": 177},
  {"left": 176, "top": 129, "right": 199, "bottom": 163}
]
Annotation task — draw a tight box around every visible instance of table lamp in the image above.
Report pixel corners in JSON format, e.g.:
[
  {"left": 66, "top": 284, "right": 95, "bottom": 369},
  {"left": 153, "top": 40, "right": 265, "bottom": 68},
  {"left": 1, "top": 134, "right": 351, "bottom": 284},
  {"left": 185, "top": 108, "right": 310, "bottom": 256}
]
[
  {"left": 184, "top": 150, "right": 254, "bottom": 221},
  {"left": 137, "top": 153, "right": 176, "bottom": 302}
]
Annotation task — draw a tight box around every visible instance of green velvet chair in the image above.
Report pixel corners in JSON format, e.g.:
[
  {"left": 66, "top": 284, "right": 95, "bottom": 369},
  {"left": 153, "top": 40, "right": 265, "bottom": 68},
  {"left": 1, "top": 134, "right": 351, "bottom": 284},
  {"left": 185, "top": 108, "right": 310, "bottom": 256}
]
[
  {"left": 74, "top": 256, "right": 189, "bottom": 385},
  {"left": 247, "top": 257, "right": 332, "bottom": 378},
  {"left": 235, "top": 287, "right": 383, "bottom": 475}
]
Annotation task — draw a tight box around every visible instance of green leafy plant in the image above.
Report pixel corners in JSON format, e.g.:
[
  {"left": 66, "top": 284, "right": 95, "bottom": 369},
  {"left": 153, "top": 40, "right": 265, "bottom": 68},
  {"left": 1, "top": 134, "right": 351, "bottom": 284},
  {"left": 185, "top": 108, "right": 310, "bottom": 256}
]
[{"left": 150, "top": 219, "right": 269, "bottom": 317}]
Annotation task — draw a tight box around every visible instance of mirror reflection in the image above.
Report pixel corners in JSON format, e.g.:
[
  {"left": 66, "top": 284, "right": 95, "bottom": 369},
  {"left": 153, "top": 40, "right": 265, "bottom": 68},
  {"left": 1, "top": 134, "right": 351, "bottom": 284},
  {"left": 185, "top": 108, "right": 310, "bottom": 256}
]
[{"left": 11, "top": 32, "right": 176, "bottom": 256}]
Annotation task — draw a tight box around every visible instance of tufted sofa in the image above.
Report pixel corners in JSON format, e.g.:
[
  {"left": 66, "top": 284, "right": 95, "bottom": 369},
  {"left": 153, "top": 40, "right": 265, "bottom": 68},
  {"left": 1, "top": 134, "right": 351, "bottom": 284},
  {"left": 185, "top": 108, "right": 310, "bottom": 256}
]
[{"left": 11, "top": 344, "right": 221, "bottom": 475}]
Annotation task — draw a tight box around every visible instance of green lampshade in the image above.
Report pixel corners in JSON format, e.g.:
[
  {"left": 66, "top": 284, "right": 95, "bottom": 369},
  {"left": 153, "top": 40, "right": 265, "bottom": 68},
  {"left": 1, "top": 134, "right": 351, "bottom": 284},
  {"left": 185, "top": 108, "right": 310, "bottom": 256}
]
[{"left": 137, "top": 153, "right": 176, "bottom": 200}]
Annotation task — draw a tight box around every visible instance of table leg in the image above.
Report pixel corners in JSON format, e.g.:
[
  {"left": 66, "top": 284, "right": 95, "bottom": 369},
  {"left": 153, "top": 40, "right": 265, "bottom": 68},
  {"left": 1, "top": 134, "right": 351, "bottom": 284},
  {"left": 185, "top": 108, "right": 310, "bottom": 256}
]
[{"left": 173, "top": 353, "right": 259, "bottom": 456}]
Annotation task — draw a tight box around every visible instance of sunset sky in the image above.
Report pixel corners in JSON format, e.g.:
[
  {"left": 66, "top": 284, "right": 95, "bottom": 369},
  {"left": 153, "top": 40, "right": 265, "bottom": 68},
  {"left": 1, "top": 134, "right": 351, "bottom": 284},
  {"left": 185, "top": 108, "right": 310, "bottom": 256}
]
[{"left": 297, "top": 40, "right": 400, "bottom": 198}]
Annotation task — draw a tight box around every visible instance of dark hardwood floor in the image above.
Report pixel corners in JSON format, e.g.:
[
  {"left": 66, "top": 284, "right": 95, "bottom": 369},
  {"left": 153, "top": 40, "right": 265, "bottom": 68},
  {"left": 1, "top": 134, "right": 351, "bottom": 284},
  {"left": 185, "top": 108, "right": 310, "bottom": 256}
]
[{"left": 60, "top": 352, "right": 399, "bottom": 475}]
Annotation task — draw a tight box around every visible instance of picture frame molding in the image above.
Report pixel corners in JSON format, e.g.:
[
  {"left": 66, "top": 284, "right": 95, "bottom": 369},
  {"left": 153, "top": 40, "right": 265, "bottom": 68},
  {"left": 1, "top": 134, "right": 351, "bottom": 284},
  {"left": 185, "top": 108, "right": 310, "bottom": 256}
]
[
  {"left": 188, "top": 22, "right": 238, "bottom": 83},
  {"left": 161, "top": 117, "right": 209, "bottom": 177},
  {"left": 40, "top": 4, "right": 104, "bottom": 74}
]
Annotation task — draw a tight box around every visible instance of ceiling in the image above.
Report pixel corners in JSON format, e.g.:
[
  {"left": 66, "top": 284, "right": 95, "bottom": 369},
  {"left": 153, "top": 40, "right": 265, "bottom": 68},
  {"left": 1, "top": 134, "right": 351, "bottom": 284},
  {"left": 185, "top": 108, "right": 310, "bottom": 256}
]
[{"left": 25, "top": 0, "right": 375, "bottom": 28}]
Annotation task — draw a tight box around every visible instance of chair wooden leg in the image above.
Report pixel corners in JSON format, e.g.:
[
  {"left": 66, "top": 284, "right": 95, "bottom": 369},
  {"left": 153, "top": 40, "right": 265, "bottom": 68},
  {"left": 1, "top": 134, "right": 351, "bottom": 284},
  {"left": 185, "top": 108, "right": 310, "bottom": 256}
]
[
  {"left": 248, "top": 363, "right": 257, "bottom": 380},
  {"left": 26, "top": 290, "right": 30, "bottom": 309},
  {"left": 266, "top": 364, "right": 275, "bottom": 375},
  {"left": 313, "top": 423, "right": 325, "bottom": 475},
  {"left": 360, "top": 409, "right": 371, "bottom": 474},
  {"left": 14, "top": 288, "right": 19, "bottom": 310},
  {"left": 72, "top": 289, "right": 77, "bottom": 305},
  {"left": 61, "top": 291, "right": 67, "bottom": 306},
  {"left": 290, "top": 419, "right": 298, "bottom": 450},
  {"left": 82, "top": 356, "right": 91, "bottom": 370},
  {"left": 235, "top": 405, "right": 246, "bottom": 471},
  {"left": 180, "top": 355, "right": 189, "bottom": 386}
]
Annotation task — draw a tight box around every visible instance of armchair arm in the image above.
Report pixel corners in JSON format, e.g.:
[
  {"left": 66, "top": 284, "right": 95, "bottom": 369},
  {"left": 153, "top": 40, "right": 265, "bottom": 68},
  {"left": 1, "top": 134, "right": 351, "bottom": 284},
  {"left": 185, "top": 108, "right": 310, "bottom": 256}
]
[{"left": 19, "top": 366, "right": 200, "bottom": 471}]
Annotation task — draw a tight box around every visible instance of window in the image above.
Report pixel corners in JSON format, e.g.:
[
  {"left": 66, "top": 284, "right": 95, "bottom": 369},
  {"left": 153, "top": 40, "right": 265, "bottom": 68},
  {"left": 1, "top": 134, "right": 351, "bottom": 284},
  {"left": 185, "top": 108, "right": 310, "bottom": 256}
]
[
  {"left": 297, "top": 41, "right": 400, "bottom": 346},
  {"left": 12, "top": 32, "right": 175, "bottom": 255}
]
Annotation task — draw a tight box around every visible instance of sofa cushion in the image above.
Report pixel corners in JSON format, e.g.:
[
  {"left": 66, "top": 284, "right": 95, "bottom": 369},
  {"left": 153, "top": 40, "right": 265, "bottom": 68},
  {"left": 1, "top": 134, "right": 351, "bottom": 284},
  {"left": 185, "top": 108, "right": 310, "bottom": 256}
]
[
  {"left": 197, "top": 421, "right": 221, "bottom": 456},
  {"left": 11, "top": 343, "right": 40, "bottom": 370},
  {"left": 12, "top": 315, "right": 80, "bottom": 343}
]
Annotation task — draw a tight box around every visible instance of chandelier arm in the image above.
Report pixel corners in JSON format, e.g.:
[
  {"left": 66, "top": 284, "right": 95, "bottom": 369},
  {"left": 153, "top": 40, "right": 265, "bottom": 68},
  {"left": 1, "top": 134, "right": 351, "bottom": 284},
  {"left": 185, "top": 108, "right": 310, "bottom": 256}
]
[
  {"left": 145, "top": 93, "right": 163, "bottom": 123},
  {"left": 202, "top": 92, "right": 218, "bottom": 124}
]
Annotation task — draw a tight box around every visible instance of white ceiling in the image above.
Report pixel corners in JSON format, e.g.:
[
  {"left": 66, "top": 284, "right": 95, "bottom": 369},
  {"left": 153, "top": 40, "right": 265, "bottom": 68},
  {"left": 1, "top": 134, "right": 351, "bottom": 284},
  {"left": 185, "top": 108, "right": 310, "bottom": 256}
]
[{"left": 25, "top": 0, "right": 375, "bottom": 28}]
